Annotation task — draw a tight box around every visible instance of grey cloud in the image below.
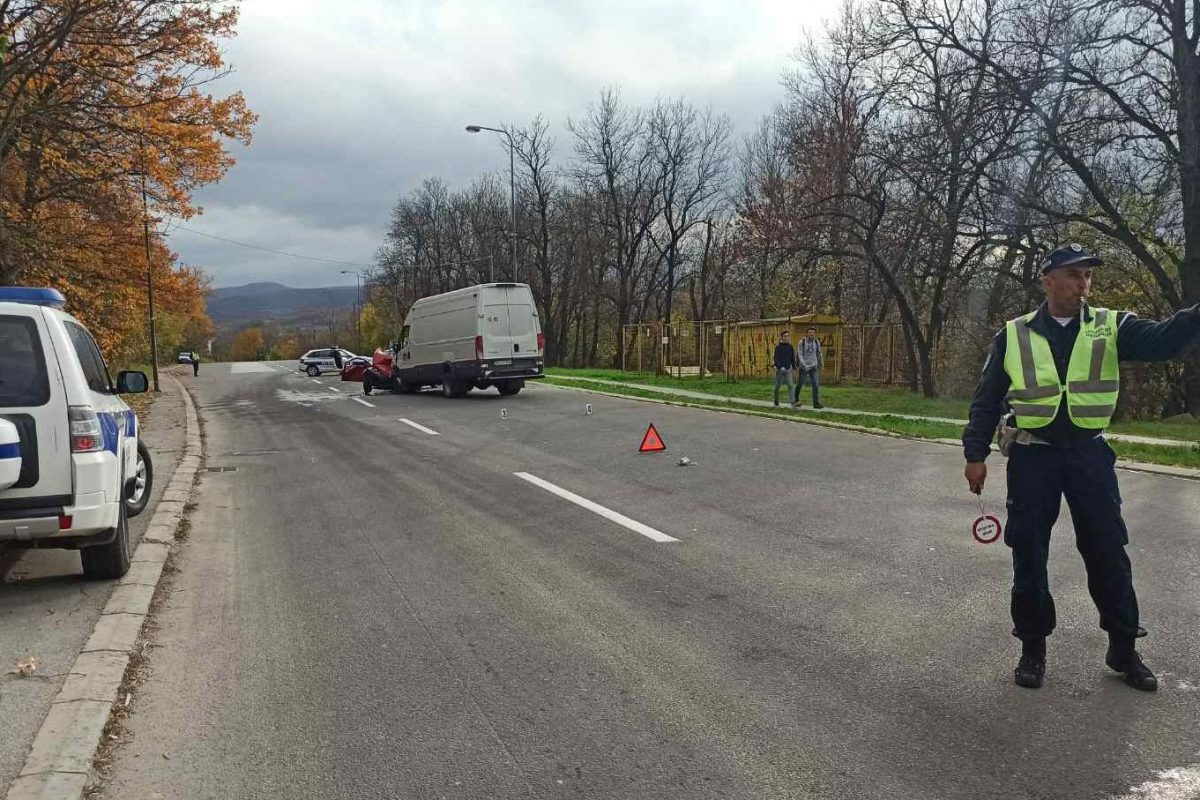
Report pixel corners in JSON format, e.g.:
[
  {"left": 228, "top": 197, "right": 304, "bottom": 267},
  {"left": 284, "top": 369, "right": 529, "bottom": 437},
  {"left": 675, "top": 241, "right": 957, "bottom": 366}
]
[{"left": 169, "top": 0, "right": 838, "bottom": 290}]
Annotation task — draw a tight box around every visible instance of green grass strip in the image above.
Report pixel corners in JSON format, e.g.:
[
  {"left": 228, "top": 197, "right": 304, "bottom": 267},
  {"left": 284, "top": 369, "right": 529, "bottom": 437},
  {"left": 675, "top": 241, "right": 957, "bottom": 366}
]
[{"left": 543, "top": 377, "right": 1200, "bottom": 470}]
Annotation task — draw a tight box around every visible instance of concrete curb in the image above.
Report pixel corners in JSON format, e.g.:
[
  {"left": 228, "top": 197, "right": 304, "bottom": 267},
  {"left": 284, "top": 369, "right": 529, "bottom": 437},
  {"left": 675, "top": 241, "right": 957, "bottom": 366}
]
[
  {"left": 542, "top": 381, "right": 1200, "bottom": 482},
  {"left": 6, "top": 375, "right": 202, "bottom": 800}
]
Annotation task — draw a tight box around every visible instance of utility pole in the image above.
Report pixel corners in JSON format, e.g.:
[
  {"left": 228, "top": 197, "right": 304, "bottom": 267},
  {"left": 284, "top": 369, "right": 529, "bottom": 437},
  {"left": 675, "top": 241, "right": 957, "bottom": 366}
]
[{"left": 140, "top": 146, "right": 161, "bottom": 393}]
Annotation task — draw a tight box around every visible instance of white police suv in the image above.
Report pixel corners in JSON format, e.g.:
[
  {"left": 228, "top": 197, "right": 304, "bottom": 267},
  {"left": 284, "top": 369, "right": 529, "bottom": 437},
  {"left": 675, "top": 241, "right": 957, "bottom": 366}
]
[{"left": 0, "top": 288, "right": 151, "bottom": 578}]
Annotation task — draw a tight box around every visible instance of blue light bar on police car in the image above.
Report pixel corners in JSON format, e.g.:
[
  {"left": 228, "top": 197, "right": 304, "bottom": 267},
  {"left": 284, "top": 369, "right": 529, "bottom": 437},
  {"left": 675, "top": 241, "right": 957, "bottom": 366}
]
[{"left": 0, "top": 287, "right": 67, "bottom": 308}]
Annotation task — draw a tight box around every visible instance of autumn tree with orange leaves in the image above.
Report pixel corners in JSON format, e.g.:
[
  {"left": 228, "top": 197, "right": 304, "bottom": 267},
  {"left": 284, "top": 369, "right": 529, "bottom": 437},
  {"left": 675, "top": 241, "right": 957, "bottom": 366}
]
[{"left": 0, "top": 0, "right": 255, "bottom": 364}]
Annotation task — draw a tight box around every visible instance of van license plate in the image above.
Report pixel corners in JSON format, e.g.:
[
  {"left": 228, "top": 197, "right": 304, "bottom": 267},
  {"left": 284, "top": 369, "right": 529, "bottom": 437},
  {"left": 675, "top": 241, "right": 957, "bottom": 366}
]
[{"left": 495, "top": 359, "right": 512, "bottom": 366}]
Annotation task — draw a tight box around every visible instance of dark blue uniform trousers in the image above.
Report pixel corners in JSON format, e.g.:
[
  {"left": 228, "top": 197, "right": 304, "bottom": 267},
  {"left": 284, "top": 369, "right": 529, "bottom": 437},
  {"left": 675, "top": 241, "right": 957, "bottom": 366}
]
[{"left": 1004, "top": 436, "right": 1140, "bottom": 642}]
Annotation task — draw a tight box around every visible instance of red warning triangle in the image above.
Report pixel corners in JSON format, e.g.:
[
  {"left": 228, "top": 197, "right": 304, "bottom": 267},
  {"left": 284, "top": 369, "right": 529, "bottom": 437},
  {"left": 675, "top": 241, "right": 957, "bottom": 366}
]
[{"left": 639, "top": 423, "right": 666, "bottom": 453}]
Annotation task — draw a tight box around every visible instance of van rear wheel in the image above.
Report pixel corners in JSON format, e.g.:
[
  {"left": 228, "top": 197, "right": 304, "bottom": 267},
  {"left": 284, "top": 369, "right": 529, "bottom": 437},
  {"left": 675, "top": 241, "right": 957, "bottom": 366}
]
[
  {"left": 442, "top": 377, "right": 468, "bottom": 398},
  {"left": 498, "top": 381, "right": 522, "bottom": 396},
  {"left": 81, "top": 500, "right": 131, "bottom": 579}
]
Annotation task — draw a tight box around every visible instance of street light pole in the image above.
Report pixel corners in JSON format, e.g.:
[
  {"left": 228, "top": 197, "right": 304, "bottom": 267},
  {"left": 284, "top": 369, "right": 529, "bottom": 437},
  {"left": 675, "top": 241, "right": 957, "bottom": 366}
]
[{"left": 465, "top": 124, "right": 516, "bottom": 282}]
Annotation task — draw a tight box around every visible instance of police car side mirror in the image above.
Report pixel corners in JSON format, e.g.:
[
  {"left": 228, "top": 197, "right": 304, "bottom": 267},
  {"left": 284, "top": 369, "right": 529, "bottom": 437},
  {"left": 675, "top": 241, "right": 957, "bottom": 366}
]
[{"left": 116, "top": 371, "right": 149, "bottom": 394}]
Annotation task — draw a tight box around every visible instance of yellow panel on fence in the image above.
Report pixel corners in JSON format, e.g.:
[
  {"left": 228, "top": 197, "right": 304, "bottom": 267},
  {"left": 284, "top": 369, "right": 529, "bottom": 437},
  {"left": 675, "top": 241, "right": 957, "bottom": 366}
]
[{"left": 724, "top": 314, "right": 843, "bottom": 380}]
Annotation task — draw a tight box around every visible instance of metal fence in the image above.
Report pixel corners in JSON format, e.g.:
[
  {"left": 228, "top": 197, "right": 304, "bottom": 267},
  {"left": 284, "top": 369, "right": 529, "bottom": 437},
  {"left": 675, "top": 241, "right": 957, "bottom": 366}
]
[
  {"left": 621, "top": 318, "right": 911, "bottom": 385},
  {"left": 621, "top": 321, "right": 731, "bottom": 377}
]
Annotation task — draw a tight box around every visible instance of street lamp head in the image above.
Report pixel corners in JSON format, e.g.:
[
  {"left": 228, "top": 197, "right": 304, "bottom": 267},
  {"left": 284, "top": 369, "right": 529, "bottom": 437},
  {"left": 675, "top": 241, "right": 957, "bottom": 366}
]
[{"left": 465, "top": 125, "right": 482, "bottom": 133}]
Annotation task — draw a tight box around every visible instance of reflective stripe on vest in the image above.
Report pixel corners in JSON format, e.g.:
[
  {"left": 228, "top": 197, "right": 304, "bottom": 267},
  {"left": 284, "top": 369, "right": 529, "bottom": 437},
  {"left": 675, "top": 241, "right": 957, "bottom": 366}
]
[{"left": 1002, "top": 307, "right": 1120, "bottom": 430}]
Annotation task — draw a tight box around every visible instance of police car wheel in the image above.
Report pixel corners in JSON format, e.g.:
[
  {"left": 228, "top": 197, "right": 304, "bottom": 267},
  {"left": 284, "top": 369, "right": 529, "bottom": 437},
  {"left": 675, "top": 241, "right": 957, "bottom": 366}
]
[
  {"left": 125, "top": 440, "right": 153, "bottom": 518},
  {"left": 306, "top": 365, "right": 320, "bottom": 377},
  {"left": 81, "top": 499, "right": 131, "bottom": 579}
]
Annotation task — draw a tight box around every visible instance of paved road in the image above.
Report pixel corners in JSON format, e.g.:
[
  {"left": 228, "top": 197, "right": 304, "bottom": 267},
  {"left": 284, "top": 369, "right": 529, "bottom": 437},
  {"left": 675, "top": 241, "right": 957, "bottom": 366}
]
[
  {"left": 0, "top": 374, "right": 187, "bottom": 792},
  {"left": 100, "top": 362, "right": 1200, "bottom": 800}
]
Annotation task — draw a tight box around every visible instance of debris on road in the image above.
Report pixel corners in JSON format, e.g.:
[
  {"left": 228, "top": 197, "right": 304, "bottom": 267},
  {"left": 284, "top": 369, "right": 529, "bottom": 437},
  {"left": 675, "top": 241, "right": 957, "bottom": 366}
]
[{"left": 11, "top": 656, "right": 39, "bottom": 677}]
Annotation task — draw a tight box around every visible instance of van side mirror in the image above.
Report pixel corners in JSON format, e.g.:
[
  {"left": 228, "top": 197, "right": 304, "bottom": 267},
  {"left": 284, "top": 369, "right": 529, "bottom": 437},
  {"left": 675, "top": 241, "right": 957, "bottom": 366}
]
[{"left": 116, "top": 371, "right": 149, "bottom": 394}]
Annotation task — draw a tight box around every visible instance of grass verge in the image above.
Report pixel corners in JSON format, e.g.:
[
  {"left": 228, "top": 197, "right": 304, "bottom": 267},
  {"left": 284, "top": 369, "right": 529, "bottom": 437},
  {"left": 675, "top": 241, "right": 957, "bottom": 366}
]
[
  {"left": 547, "top": 368, "right": 1200, "bottom": 443},
  {"left": 543, "top": 376, "right": 1200, "bottom": 471}
]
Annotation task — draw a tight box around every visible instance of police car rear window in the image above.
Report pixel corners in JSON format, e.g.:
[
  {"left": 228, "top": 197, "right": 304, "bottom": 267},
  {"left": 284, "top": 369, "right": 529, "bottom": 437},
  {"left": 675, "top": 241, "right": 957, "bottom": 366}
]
[{"left": 0, "top": 316, "right": 50, "bottom": 407}]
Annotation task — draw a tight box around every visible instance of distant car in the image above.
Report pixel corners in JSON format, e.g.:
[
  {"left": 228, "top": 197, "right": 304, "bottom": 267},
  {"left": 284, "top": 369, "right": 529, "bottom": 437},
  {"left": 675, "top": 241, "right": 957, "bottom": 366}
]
[
  {"left": 298, "top": 348, "right": 355, "bottom": 377},
  {"left": 176, "top": 351, "right": 194, "bottom": 364}
]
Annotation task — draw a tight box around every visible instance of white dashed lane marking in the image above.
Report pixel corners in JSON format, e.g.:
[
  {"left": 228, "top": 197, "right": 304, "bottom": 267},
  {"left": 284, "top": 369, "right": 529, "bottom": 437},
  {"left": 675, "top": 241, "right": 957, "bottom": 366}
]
[
  {"left": 352, "top": 397, "right": 375, "bottom": 408},
  {"left": 513, "top": 472, "right": 679, "bottom": 543},
  {"left": 398, "top": 419, "right": 439, "bottom": 435}
]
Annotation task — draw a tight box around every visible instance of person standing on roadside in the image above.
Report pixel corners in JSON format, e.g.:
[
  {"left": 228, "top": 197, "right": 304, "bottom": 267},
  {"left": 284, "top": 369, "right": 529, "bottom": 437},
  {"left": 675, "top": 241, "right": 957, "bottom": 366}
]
[
  {"left": 190, "top": 351, "right": 199, "bottom": 377},
  {"left": 772, "top": 330, "right": 797, "bottom": 408},
  {"left": 794, "top": 327, "right": 824, "bottom": 409},
  {"left": 962, "top": 243, "right": 1200, "bottom": 692}
]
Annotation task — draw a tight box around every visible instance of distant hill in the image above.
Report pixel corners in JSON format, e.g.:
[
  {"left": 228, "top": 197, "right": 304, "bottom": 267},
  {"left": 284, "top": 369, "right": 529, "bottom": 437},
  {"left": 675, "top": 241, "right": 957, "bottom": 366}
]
[{"left": 206, "top": 283, "right": 360, "bottom": 327}]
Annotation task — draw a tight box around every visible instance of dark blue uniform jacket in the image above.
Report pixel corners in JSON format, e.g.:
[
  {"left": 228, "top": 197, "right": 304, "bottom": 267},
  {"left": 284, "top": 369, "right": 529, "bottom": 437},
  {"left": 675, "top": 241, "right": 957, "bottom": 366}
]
[{"left": 962, "top": 302, "right": 1200, "bottom": 462}]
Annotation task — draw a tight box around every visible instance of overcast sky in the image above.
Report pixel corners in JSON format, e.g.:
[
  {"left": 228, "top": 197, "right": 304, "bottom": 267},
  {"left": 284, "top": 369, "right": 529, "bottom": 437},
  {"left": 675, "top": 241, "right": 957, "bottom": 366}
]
[{"left": 168, "top": 0, "right": 843, "bottom": 289}]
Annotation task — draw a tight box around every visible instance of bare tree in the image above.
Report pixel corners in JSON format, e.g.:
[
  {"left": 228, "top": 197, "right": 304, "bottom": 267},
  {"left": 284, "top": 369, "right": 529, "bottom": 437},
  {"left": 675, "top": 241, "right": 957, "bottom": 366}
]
[
  {"left": 646, "top": 99, "right": 732, "bottom": 324},
  {"left": 569, "top": 88, "right": 662, "bottom": 364}
]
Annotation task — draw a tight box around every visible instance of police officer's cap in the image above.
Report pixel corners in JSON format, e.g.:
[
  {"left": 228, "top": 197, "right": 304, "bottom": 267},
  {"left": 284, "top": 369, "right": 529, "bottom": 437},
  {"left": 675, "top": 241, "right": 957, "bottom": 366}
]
[{"left": 1042, "top": 243, "right": 1103, "bottom": 274}]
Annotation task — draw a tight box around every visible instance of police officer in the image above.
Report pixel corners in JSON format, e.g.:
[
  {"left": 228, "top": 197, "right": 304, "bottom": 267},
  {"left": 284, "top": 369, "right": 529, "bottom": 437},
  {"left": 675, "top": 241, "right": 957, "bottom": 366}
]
[{"left": 963, "top": 244, "right": 1200, "bottom": 691}]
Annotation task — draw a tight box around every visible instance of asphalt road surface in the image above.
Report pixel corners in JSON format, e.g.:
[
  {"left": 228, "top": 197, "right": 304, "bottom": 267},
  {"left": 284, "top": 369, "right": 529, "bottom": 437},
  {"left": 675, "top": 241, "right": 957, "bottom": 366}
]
[
  {"left": 99, "top": 362, "right": 1200, "bottom": 800},
  {"left": 0, "top": 376, "right": 186, "bottom": 792}
]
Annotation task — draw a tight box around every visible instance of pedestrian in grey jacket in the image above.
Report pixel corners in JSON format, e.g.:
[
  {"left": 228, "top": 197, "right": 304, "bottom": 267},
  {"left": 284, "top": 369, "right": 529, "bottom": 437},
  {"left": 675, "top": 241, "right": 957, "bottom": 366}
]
[{"left": 794, "top": 327, "right": 824, "bottom": 408}]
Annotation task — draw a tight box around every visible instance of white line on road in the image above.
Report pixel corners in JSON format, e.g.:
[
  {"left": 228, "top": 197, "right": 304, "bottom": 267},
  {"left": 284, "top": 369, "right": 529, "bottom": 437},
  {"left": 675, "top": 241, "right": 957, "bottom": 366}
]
[
  {"left": 352, "top": 397, "right": 375, "bottom": 408},
  {"left": 398, "top": 418, "right": 439, "bottom": 435},
  {"left": 513, "top": 472, "right": 679, "bottom": 543},
  {"left": 327, "top": 386, "right": 341, "bottom": 393},
  {"left": 310, "top": 378, "right": 322, "bottom": 384}
]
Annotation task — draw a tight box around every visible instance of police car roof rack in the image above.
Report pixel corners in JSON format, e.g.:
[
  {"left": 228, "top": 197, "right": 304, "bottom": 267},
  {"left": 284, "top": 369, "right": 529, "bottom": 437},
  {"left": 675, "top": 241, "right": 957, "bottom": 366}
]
[{"left": 0, "top": 288, "right": 67, "bottom": 308}]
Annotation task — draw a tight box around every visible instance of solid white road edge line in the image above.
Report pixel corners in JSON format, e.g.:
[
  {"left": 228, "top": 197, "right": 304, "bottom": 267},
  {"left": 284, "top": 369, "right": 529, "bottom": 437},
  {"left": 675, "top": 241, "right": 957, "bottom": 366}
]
[
  {"left": 398, "top": 418, "right": 439, "bottom": 435},
  {"left": 513, "top": 472, "right": 679, "bottom": 543},
  {"left": 352, "top": 397, "right": 375, "bottom": 408}
]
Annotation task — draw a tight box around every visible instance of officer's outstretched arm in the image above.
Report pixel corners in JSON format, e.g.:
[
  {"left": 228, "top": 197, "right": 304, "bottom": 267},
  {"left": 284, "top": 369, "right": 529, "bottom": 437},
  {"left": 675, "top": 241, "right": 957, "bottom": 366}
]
[{"left": 1116, "top": 305, "right": 1200, "bottom": 362}]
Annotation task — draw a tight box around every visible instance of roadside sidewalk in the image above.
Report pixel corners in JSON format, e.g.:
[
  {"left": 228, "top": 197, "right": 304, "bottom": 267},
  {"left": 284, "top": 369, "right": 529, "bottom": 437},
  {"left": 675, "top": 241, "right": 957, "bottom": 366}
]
[
  {"left": 553, "top": 376, "right": 1196, "bottom": 449},
  {"left": 0, "top": 374, "right": 189, "bottom": 797}
]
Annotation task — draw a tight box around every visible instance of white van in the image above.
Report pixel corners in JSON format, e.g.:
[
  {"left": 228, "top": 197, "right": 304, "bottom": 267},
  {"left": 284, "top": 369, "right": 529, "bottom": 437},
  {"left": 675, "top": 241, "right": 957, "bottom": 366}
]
[{"left": 394, "top": 283, "right": 544, "bottom": 397}]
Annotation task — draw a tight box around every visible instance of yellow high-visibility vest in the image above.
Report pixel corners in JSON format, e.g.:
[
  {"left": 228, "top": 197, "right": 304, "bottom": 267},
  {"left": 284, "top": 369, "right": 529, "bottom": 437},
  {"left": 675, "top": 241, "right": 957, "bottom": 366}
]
[{"left": 1002, "top": 307, "right": 1119, "bottom": 429}]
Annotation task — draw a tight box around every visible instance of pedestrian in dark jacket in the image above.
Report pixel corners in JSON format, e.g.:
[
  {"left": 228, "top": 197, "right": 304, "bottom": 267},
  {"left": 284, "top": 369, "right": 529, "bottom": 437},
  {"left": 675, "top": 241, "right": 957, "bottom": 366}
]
[
  {"left": 772, "top": 331, "right": 797, "bottom": 407},
  {"left": 962, "top": 243, "right": 1200, "bottom": 692},
  {"left": 190, "top": 351, "right": 199, "bottom": 377}
]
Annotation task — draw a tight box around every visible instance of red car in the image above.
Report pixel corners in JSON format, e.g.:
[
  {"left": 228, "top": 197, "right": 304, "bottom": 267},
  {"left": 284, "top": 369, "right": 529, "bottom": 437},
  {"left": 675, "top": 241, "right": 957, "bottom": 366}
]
[
  {"left": 339, "top": 355, "right": 372, "bottom": 382},
  {"left": 341, "top": 349, "right": 397, "bottom": 395}
]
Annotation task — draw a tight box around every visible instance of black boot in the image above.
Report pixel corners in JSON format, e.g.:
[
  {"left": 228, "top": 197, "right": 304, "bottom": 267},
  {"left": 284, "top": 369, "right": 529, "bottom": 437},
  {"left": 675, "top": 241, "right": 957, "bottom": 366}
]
[
  {"left": 1014, "top": 639, "right": 1046, "bottom": 689},
  {"left": 1106, "top": 639, "right": 1158, "bottom": 692}
]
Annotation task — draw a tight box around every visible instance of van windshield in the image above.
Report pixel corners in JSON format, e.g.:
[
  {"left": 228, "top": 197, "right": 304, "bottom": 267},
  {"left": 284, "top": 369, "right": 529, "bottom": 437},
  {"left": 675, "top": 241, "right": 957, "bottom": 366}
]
[{"left": 0, "top": 316, "right": 50, "bottom": 407}]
